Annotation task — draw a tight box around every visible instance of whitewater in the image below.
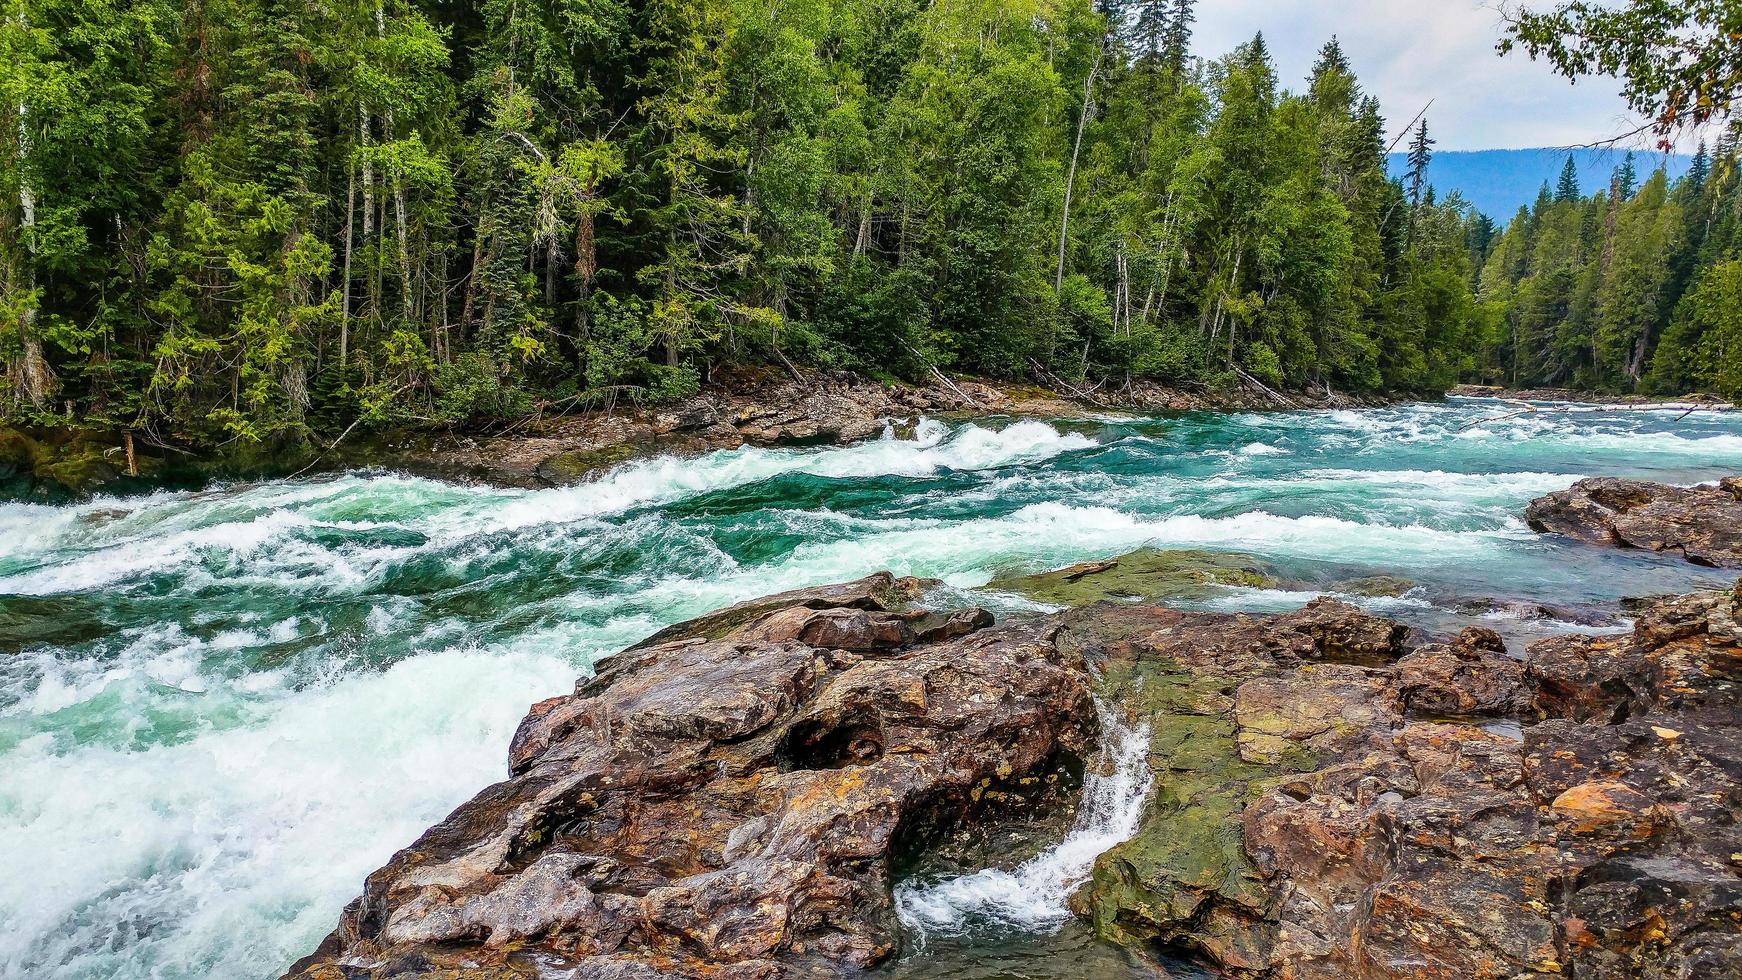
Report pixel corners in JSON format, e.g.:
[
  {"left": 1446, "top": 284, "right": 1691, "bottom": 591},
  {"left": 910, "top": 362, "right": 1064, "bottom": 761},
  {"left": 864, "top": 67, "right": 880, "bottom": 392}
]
[{"left": 3, "top": 398, "right": 1741, "bottom": 979}]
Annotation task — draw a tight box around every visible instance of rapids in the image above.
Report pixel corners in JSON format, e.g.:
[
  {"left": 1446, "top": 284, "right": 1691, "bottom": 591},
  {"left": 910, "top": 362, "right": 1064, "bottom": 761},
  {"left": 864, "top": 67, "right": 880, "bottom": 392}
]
[{"left": 3, "top": 398, "right": 1740, "bottom": 979}]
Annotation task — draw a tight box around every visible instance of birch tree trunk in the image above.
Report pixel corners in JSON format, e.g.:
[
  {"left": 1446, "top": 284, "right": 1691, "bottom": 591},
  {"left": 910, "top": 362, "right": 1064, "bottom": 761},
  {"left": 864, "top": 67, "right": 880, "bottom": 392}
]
[
  {"left": 1054, "top": 43, "right": 1103, "bottom": 293},
  {"left": 340, "top": 167, "right": 356, "bottom": 365},
  {"left": 12, "top": 12, "right": 54, "bottom": 409}
]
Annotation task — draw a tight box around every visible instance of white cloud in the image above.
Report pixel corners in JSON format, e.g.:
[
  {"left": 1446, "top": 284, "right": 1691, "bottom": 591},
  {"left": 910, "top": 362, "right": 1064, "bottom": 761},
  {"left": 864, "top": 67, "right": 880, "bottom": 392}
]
[{"left": 1190, "top": 0, "right": 1680, "bottom": 151}]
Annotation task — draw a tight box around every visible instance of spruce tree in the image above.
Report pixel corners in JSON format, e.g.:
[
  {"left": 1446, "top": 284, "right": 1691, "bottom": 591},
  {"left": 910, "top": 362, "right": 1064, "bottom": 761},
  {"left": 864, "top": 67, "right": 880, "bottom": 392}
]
[
  {"left": 1160, "top": 0, "right": 1195, "bottom": 74},
  {"left": 1614, "top": 152, "right": 1638, "bottom": 200},
  {"left": 1685, "top": 141, "right": 1710, "bottom": 194},
  {"left": 1405, "top": 119, "right": 1433, "bottom": 209},
  {"left": 1130, "top": 0, "right": 1168, "bottom": 58},
  {"left": 1556, "top": 155, "right": 1581, "bottom": 202}
]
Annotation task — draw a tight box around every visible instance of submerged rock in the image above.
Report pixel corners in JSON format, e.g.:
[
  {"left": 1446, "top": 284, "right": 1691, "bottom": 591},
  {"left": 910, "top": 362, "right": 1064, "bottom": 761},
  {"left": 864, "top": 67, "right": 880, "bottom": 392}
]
[
  {"left": 1453, "top": 596, "right": 1621, "bottom": 627},
  {"left": 1524, "top": 476, "right": 1742, "bottom": 567},
  {"left": 1336, "top": 574, "right": 1417, "bottom": 598},
  {"left": 285, "top": 573, "right": 1093, "bottom": 980},
  {"left": 991, "top": 548, "right": 1276, "bottom": 606}
]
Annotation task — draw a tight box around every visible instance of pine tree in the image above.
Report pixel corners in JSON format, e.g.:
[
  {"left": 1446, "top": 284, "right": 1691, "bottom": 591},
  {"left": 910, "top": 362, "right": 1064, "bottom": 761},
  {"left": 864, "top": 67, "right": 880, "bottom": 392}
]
[
  {"left": 1613, "top": 151, "right": 1638, "bottom": 200},
  {"left": 1129, "top": 0, "right": 1168, "bottom": 57},
  {"left": 1160, "top": 0, "right": 1195, "bottom": 74},
  {"left": 1555, "top": 155, "right": 1581, "bottom": 202},
  {"left": 1405, "top": 119, "right": 1433, "bottom": 209},
  {"left": 1685, "top": 141, "right": 1710, "bottom": 195}
]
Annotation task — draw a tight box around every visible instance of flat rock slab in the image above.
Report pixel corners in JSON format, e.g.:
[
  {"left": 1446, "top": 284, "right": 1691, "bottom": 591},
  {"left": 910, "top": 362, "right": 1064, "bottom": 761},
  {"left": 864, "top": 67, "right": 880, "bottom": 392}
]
[{"left": 1525, "top": 476, "right": 1742, "bottom": 568}]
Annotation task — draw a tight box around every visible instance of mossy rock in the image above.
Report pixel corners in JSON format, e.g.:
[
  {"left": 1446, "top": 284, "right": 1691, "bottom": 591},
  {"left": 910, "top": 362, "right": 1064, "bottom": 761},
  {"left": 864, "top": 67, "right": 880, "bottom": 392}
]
[
  {"left": 533, "top": 444, "right": 640, "bottom": 485},
  {"left": 0, "top": 426, "right": 170, "bottom": 499},
  {"left": 1337, "top": 574, "right": 1416, "bottom": 598},
  {"left": 1066, "top": 633, "right": 1325, "bottom": 957},
  {"left": 991, "top": 548, "right": 1275, "bottom": 606}
]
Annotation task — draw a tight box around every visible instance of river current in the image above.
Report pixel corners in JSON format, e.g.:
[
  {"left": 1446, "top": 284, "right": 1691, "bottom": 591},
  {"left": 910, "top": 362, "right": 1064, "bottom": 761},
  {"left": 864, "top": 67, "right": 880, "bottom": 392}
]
[{"left": 3, "top": 397, "right": 1740, "bottom": 979}]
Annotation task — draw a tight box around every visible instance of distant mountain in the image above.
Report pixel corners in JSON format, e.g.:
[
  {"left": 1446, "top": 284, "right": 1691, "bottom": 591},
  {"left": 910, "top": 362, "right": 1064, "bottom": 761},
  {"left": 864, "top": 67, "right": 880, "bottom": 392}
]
[{"left": 1384, "top": 148, "right": 1695, "bottom": 222}]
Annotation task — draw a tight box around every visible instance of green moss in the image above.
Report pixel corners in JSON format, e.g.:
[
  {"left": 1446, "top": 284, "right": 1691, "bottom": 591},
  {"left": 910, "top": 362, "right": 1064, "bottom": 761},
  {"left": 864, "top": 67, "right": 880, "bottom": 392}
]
[
  {"left": 991, "top": 548, "right": 1275, "bottom": 607},
  {"left": 1338, "top": 574, "right": 1417, "bottom": 597},
  {"left": 533, "top": 444, "right": 640, "bottom": 485},
  {"left": 1077, "top": 649, "right": 1321, "bottom": 952}
]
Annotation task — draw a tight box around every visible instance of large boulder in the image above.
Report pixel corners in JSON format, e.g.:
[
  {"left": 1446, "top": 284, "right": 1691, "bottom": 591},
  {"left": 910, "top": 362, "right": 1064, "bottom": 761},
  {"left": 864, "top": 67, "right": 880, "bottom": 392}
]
[
  {"left": 1524, "top": 476, "right": 1742, "bottom": 567},
  {"left": 284, "top": 574, "right": 1093, "bottom": 980}
]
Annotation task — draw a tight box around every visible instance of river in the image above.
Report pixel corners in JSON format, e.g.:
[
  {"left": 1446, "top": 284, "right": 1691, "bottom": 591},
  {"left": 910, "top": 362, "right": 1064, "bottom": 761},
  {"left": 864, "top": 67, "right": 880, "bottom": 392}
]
[{"left": 2, "top": 397, "right": 1739, "bottom": 978}]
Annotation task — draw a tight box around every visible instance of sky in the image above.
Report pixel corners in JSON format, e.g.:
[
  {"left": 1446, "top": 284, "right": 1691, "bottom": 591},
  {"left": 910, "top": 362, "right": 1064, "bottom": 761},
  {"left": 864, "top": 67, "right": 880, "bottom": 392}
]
[{"left": 1192, "top": 0, "right": 1697, "bottom": 155}]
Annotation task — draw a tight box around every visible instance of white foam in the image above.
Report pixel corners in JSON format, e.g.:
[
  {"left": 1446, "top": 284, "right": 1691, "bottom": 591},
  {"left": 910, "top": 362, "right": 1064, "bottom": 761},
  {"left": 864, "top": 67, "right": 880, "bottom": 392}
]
[
  {"left": 895, "top": 701, "right": 1152, "bottom": 938},
  {"left": 1238, "top": 441, "right": 1288, "bottom": 456},
  {"left": 0, "top": 645, "right": 578, "bottom": 980},
  {"left": 464, "top": 418, "right": 1096, "bottom": 536},
  {"left": 0, "top": 420, "right": 1098, "bottom": 598}
]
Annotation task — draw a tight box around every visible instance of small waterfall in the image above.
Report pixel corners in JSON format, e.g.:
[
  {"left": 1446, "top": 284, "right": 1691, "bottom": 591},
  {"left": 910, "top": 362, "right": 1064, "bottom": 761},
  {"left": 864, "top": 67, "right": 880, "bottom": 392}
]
[{"left": 894, "top": 699, "right": 1153, "bottom": 939}]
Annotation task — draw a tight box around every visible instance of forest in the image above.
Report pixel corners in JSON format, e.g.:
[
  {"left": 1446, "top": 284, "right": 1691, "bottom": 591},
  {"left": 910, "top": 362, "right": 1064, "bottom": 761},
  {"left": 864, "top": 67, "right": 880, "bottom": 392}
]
[
  {"left": 1468, "top": 144, "right": 1742, "bottom": 397},
  {"left": 1, "top": 0, "right": 1738, "bottom": 451}
]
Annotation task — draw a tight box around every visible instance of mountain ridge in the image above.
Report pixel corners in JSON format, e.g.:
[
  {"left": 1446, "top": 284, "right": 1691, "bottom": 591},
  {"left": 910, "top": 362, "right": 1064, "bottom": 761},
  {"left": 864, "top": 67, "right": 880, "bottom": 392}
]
[{"left": 1386, "top": 147, "right": 1695, "bottom": 220}]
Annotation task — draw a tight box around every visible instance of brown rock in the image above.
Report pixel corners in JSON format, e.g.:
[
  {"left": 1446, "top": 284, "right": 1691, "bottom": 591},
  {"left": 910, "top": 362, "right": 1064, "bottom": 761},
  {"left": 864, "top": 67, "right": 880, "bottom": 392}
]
[
  {"left": 1078, "top": 585, "right": 1741, "bottom": 980},
  {"left": 289, "top": 579, "right": 1742, "bottom": 980},
  {"left": 1524, "top": 476, "right": 1742, "bottom": 567},
  {"left": 1395, "top": 628, "right": 1529, "bottom": 718},
  {"left": 286, "top": 575, "right": 1092, "bottom": 980}
]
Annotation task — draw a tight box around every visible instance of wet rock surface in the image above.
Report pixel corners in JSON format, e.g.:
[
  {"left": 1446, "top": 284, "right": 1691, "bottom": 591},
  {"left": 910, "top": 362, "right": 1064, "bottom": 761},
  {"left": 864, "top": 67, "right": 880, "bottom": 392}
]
[
  {"left": 989, "top": 548, "right": 1277, "bottom": 607},
  {"left": 1525, "top": 476, "right": 1742, "bottom": 568},
  {"left": 289, "top": 575, "right": 1740, "bottom": 979},
  {"left": 285, "top": 574, "right": 1094, "bottom": 980},
  {"left": 1070, "top": 586, "right": 1742, "bottom": 979}
]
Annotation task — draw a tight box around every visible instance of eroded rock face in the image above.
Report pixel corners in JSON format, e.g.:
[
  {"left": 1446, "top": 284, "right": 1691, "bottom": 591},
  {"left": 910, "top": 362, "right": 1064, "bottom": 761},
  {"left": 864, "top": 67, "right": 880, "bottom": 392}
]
[
  {"left": 1072, "top": 586, "right": 1742, "bottom": 980},
  {"left": 1524, "top": 476, "right": 1742, "bottom": 567},
  {"left": 285, "top": 574, "right": 1093, "bottom": 980}
]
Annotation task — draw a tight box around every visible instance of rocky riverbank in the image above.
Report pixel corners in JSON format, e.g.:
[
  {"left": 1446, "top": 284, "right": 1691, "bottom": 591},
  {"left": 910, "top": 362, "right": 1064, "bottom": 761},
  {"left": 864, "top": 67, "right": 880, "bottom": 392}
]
[
  {"left": 286, "top": 566, "right": 1742, "bottom": 979},
  {"left": 1, "top": 370, "right": 1390, "bottom": 498}
]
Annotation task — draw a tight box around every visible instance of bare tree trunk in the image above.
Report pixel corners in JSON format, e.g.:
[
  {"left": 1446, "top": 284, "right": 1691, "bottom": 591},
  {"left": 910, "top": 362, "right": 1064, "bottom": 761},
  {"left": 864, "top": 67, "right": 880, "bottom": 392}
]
[
  {"left": 394, "top": 178, "right": 414, "bottom": 320},
  {"left": 359, "top": 105, "right": 374, "bottom": 242},
  {"left": 377, "top": 1, "right": 416, "bottom": 327},
  {"left": 461, "top": 200, "right": 488, "bottom": 332},
  {"left": 11, "top": 18, "right": 53, "bottom": 411},
  {"left": 340, "top": 166, "right": 356, "bottom": 366},
  {"left": 1141, "top": 195, "right": 1179, "bottom": 326},
  {"left": 438, "top": 250, "right": 451, "bottom": 361},
  {"left": 742, "top": 155, "right": 756, "bottom": 240},
  {"left": 573, "top": 208, "right": 595, "bottom": 348},
  {"left": 1055, "top": 43, "right": 1103, "bottom": 293},
  {"left": 853, "top": 200, "right": 872, "bottom": 258}
]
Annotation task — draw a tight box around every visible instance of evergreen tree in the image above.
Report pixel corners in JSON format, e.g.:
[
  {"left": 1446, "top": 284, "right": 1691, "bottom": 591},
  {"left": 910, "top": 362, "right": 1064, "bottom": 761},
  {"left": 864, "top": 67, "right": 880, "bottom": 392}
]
[
  {"left": 1159, "top": 0, "right": 1194, "bottom": 74},
  {"left": 1613, "top": 152, "right": 1638, "bottom": 200},
  {"left": 1404, "top": 119, "right": 1433, "bottom": 209},
  {"left": 12, "top": 0, "right": 1735, "bottom": 444},
  {"left": 1128, "top": 0, "right": 1166, "bottom": 58},
  {"left": 1555, "top": 155, "right": 1581, "bottom": 203}
]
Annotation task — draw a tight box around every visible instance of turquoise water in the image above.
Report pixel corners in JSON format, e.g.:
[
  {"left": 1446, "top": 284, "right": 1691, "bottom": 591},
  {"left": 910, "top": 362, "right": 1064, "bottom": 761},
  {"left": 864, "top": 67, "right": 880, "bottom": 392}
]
[{"left": 2, "top": 398, "right": 1739, "bottom": 979}]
